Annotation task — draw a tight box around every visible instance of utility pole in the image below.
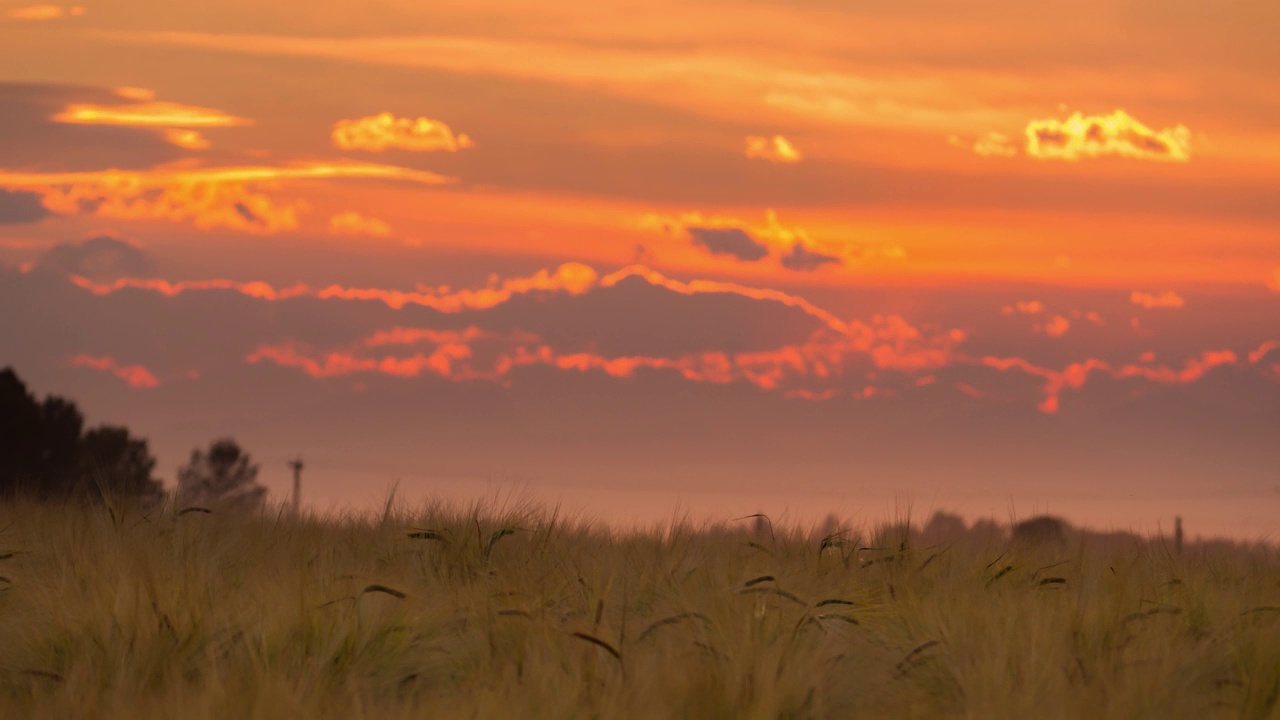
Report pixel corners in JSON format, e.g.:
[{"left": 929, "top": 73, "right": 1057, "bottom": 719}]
[
  {"left": 1174, "top": 515, "right": 1183, "bottom": 555},
  {"left": 288, "top": 456, "right": 304, "bottom": 517}
]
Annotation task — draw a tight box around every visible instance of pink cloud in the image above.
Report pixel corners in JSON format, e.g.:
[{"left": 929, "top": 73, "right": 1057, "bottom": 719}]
[
  {"left": 979, "top": 350, "right": 1239, "bottom": 414},
  {"left": 1001, "top": 300, "right": 1044, "bottom": 316},
  {"left": 1036, "top": 315, "right": 1070, "bottom": 337},
  {"left": 1130, "top": 290, "right": 1185, "bottom": 309},
  {"left": 71, "top": 354, "right": 160, "bottom": 388}
]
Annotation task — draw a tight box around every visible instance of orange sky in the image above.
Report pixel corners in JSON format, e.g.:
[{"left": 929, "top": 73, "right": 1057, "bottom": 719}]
[{"left": 1, "top": 0, "right": 1278, "bottom": 538}]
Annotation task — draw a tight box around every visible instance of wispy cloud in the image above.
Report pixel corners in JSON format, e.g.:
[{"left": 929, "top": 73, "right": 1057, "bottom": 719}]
[
  {"left": 639, "top": 210, "right": 901, "bottom": 272},
  {"left": 0, "top": 162, "right": 453, "bottom": 233},
  {"left": 6, "top": 4, "right": 84, "bottom": 21},
  {"left": 332, "top": 113, "right": 474, "bottom": 152},
  {"left": 71, "top": 354, "right": 160, "bottom": 389},
  {"left": 970, "top": 131, "right": 1017, "bottom": 157},
  {"left": 1026, "top": 110, "right": 1192, "bottom": 162},
  {"left": 53, "top": 94, "right": 251, "bottom": 129},
  {"left": 1001, "top": 300, "right": 1044, "bottom": 315},
  {"left": 70, "top": 262, "right": 599, "bottom": 312},
  {"left": 247, "top": 312, "right": 963, "bottom": 395},
  {"left": 979, "top": 349, "right": 1238, "bottom": 414},
  {"left": 162, "top": 129, "right": 210, "bottom": 150},
  {"left": 744, "top": 135, "right": 802, "bottom": 163},
  {"left": 1130, "top": 290, "right": 1185, "bottom": 309},
  {"left": 330, "top": 211, "right": 392, "bottom": 237}
]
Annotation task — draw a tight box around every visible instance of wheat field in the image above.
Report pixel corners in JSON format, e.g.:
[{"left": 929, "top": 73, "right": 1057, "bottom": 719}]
[{"left": 1, "top": 497, "right": 1277, "bottom": 719}]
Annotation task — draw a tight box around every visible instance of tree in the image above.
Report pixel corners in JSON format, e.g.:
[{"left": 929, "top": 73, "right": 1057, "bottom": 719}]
[
  {"left": 176, "top": 438, "right": 267, "bottom": 511},
  {"left": 1, "top": 366, "right": 165, "bottom": 503},
  {"left": 35, "top": 395, "right": 85, "bottom": 497},
  {"left": 1012, "top": 515, "right": 1069, "bottom": 545},
  {"left": 77, "top": 426, "right": 164, "bottom": 505},
  {"left": 0, "top": 367, "right": 43, "bottom": 495}
]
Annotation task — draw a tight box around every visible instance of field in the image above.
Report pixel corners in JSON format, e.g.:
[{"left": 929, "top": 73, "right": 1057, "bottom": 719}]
[{"left": 1, "top": 497, "right": 1278, "bottom": 719}]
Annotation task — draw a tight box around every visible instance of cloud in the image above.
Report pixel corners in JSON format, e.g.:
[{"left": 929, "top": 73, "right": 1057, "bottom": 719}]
[
  {"left": 782, "top": 243, "right": 841, "bottom": 272},
  {"left": 0, "top": 162, "right": 452, "bottom": 233},
  {"left": 246, "top": 312, "right": 965, "bottom": 396},
  {"left": 744, "top": 135, "right": 802, "bottom": 163},
  {"left": 1026, "top": 110, "right": 1192, "bottom": 162},
  {"left": 330, "top": 211, "right": 392, "bottom": 237},
  {"left": 6, "top": 4, "right": 84, "bottom": 21},
  {"left": 972, "top": 131, "right": 1017, "bottom": 157},
  {"left": 1248, "top": 340, "right": 1280, "bottom": 365},
  {"left": 1268, "top": 268, "right": 1280, "bottom": 293},
  {"left": 640, "top": 209, "right": 899, "bottom": 272},
  {"left": 332, "top": 113, "right": 474, "bottom": 152},
  {"left": 52, "top": 95, "right": 251, "bottom": 128},
  {"left": 1001, "top": 300, "right": 1044, "bottom": 316},
  {"left": 43, "top": 87, "right": 246, "bottom": 150},
  {"left": 979, "top": 349, "right": 1239, "bottom": 414},
  {"left": 1130, "top": 290, "right": 1185, "bottom": 309},
  {"left": 0, "top": 189, "right": 51, "bottom": 225},
  {"left": 70, "top": 354, "right": 159, "bottom": 388},
  {"left": 685, "top": 226, "right": 768, "bottom": 262},
  {"left": 71, "top": 262, "right": 600, "bottom": 312},
  {"left": 37, "top": 235, "right": 156, "bottom": 281},
  {"left": 1035, "top": 315, "right": 1070, "bottom": 337},
  {"left": 163, "top": 129, "right": 210, "bottom": 149}
]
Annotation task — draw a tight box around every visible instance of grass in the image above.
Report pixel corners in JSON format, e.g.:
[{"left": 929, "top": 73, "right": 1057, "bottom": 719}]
[{"left": 0, "top": 497, "right": 1277, "bottom": 719}]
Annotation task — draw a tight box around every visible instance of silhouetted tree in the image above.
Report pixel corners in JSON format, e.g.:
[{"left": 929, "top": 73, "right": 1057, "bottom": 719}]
[
  {"left": 77, "top": 426, "right": 164, "bottom": 505},
  {"left": 2, "top": 369, "right": 85, "bottom": 497},
  {"left": 922, "top": 511, "right": 968, "bottom": 543},
  {"left": 1, "top": 366, "right": 164, "bottom": 503},
  {"left": 176, "top": 438, "right": 266, "bottom": 511},
  {"left": 35, "top": 395, "right": 84, "bottom": 497},
  {"left": 1012, "top": 515, "right": 1069, "bottom": 545},
  {"left": 0, "top": 367, "right": 43, "bottom": 495}
]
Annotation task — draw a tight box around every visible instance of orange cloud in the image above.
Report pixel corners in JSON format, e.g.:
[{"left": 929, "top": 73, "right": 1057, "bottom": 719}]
[
  {"left": 1025, "top": 110, "right": 1192, "bottom": 162},
  {"left": 330, "top": 211, "right": 392, "bottom": 237},
  {"left": 979, "top": 350, "right": 1238, "bottom": 414},
  {"left": 246, "top": 313, "right": 963, "bottom": 397},
  {"left": 637, "top": 210, "right": 902, "bottom": 272},
  {"left": 71, "top": 262, "right": 599, "bottom": 312},
  {"left": 163, "top": 129, "right": 210, "bottom": 150},
  {"left": 1248, "top": 340, "right": 1280, "bottom": 365},
  {"left": 1268, "top": 268, "right": 1280, "bottom": 292},
  {"left": 744, "top": 135, "right": 802, "bottom": 163},
  {"left": 1001, "top": 300, "right": 1044, "bottom": 315},
  {"left": 53, "top": 99, "right": 251, "bottom": 128},
  {"left": 7, "top": 4, "right": 84, "bottom": 20},
  {"left": 332, "top": 113, "right": 474, "bottom": 152},
  {"left": 971, "top": 131, "right": 1017, "bottom": 158},
  {"left": 1130, "top": 290, "right": 1185, "bottom": 309},
  {"left": 1036, "top": 315, "right": 1070, "bottom": 337},
  {"left": 71, "top": 354, "right": 159, "bottom": 389},
  {"left": 0, "top": 162, "right": 452, "bottom": 233},
  {"left": 600, "top": 264, "right": 850, "bottom": 333}
]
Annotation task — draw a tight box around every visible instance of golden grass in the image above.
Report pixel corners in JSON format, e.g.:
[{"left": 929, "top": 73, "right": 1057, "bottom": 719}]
[{"left": 0, "top": 497, "right": 1277, "bottom": 719}]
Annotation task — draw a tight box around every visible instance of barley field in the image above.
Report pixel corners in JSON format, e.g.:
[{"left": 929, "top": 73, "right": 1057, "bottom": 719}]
[{"left": 1, "top": 497, "right": 1277, "bottom": 719}]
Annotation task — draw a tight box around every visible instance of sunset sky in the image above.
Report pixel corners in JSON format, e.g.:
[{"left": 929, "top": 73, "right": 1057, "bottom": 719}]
[{"left": 2, "top": 0, "right": 1278, "bottom": 538}]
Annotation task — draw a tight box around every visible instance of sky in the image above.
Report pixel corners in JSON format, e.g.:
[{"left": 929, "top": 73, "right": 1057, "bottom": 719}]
[{"left": 1, "top": 0, "right": 1278, "bottom": 539}]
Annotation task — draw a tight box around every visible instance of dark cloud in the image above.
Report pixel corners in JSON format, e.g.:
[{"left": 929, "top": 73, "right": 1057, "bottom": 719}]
[
  {"left": 686, "top": 226, "right": 769, "bottom": 262},
  {"left": 0, "top": 189, "right": 50, "bottom": 225},
  {"left": 37, "top": 235, "right": 156, "bottom": 281},
  {"left": 781, "top": 243, "right": 840, "bottom": 271}
]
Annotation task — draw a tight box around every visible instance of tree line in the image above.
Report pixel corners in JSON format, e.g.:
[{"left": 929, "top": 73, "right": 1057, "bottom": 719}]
[{"left": 0, "top": 367, "right": 267, "bottom": 509}]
